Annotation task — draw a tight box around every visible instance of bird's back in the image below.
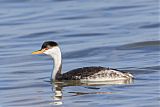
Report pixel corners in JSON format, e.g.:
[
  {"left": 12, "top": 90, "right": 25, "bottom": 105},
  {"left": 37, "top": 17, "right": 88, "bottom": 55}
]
[{"left": 59, "top": 66, "right": 133, "bottom": 81}]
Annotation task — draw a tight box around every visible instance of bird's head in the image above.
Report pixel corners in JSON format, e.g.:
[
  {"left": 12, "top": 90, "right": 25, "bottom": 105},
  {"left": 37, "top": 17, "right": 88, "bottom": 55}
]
[{"left": 32, "top": 41, "right": 59, "bottom": 56}]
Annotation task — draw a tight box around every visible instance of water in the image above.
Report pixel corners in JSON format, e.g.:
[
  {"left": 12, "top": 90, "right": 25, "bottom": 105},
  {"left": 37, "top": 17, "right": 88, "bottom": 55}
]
[{"left": 0, "top": 0, "right": 159, "bottom": 107}]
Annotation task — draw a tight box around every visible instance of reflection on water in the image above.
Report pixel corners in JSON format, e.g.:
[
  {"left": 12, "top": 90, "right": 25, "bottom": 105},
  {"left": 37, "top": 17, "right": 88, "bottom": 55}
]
[
  {"left": 51, "top": 79, "right": 133, "bottom": 105},
  {"left": 80, "top": 79, "right": 133, "bottom": 86},
  {"left": 52, "top": 82, "right": 63, "bottom": 105}
]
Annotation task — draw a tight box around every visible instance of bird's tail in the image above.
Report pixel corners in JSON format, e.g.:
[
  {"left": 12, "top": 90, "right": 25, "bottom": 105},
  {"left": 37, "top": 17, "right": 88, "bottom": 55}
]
[{"left": 125, "top": 72, "right": 134, "bottom": 78}]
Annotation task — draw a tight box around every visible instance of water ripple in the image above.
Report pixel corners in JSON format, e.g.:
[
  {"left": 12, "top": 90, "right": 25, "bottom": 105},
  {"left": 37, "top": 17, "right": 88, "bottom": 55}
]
[
  {"left": 0, "top": 0, "right": 159, "bottom": 107},
  {"left": 118, "top": 40, "right": 160, "bottom": 50}
]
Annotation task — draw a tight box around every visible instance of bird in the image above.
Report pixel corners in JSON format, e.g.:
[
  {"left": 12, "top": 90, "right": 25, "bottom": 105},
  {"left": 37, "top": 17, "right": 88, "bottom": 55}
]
[{"left": 32, "top": 41, "right": 134, "bottom": 82}]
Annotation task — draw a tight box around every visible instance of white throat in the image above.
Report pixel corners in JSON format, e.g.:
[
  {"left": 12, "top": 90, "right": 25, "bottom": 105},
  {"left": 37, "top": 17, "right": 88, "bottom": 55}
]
[{"left": 45, "top": 46, "right": 62, "bottom": 80}]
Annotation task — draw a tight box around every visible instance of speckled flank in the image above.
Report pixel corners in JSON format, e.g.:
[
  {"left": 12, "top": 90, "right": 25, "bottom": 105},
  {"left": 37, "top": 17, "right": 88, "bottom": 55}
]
[{"left": 80, "top": 69, "right": 133, "bottom": 82}]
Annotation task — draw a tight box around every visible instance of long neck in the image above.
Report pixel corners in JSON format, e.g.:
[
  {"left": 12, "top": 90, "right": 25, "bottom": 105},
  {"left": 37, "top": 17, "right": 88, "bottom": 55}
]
[{"left": 50, "top": 47, "right": 62, "bottom": 80}]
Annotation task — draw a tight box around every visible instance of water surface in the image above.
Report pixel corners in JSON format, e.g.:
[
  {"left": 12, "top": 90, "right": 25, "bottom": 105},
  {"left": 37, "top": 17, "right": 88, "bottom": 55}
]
[{"left": 0, "top": 0, "right": 159, "bottom": 107}]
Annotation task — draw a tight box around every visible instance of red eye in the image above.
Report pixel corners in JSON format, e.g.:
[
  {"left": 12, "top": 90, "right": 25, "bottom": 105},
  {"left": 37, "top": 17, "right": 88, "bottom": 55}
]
[{"left": 45, "top": 48, "right": 49, "bottom": 50}]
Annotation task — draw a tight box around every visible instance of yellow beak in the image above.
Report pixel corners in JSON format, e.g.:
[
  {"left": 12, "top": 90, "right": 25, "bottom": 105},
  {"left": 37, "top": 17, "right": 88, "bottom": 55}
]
[{"left": 32, "top": 50, "right": 44, "bottom": 54}]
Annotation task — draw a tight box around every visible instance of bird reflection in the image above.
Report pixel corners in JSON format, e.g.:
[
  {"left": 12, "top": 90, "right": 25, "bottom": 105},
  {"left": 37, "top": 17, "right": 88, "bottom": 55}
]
[
  {"left": 51, "top": 79, "right": 133, "bottom": 105},
  {"left": 51, "top": 81, "right": 63, "bottom": 105}
]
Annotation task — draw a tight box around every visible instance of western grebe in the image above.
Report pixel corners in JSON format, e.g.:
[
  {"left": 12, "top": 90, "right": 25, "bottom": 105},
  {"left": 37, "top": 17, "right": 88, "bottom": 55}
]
[{"left": 32, "top": 41, "right": 133, "bottom": 82}]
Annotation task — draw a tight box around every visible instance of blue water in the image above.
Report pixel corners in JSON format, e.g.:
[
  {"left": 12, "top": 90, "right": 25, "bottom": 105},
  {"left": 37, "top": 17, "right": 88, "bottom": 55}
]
[{"left": 0, "top": 0, "right": 159, "bottom": 107}]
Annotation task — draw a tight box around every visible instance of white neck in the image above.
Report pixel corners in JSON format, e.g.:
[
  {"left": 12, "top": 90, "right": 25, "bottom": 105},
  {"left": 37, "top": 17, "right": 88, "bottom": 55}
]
[{"left": 47, "top": 47, "right": 62, "bottom": 80}]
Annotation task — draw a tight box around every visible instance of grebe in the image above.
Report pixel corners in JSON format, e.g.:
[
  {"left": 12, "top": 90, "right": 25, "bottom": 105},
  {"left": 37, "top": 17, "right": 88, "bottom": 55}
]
[{"left": 32, "top": 41, "right": 133, "bottom": 82}]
